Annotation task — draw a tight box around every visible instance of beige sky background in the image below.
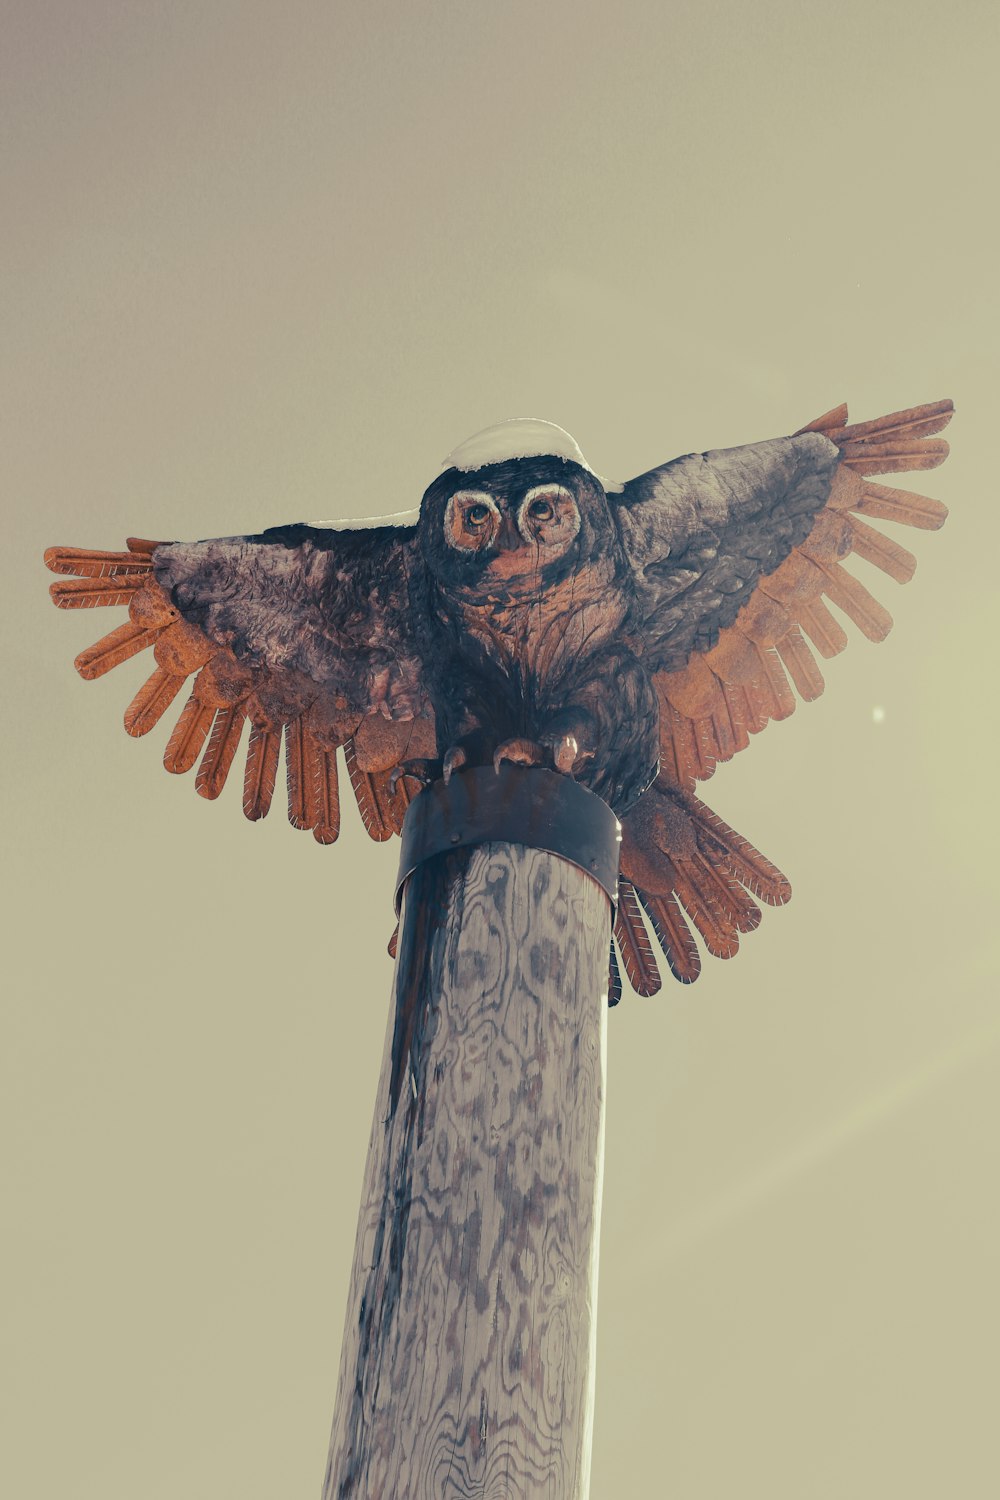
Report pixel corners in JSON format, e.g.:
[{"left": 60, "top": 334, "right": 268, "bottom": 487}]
[{"left": 3, "top": 2, "right": 999, "bottom": 1496}]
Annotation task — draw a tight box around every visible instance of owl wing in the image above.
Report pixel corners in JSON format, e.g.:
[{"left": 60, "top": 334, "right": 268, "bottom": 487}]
[
  {"left": 609, "top": 398, "right": 952, "bottom": 999},
  {"left": 45, "top": 519, "right": 437, "bottom": 846}
]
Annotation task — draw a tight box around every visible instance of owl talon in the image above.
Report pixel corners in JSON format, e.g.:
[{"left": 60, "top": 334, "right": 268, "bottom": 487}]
[
  {"left": 389, "top": 758, "right": 438, "bottom": 794},
  {"left": 551, "top": 734, "right": 579, "bottom": 775},
  {"left": 493, "top": 738, "right": 547, "bottom": 773},
  {"left": 442, "top": 745, "right": 468, "bottom": 784},
  {"left": 492, "top": 735, "right": 585, "bottom": 775}
]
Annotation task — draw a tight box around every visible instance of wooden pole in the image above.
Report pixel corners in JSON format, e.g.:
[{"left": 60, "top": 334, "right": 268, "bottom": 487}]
[{"left": 323, "top": 782, "right": 614, "bottom": 1499}]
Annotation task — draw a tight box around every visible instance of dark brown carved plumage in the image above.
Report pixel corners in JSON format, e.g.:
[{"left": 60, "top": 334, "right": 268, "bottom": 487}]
[{"left": 44, "top": 399, "right": 952, "bottom": 998}]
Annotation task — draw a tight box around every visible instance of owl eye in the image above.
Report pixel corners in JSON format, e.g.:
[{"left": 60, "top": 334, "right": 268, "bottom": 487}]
[
  {"left": 444, "top": 491, "right": 497, "bottom": 551},
  {"left": 519, "top": 484, "right": 578, "bottom": 543},
  {"left": 464, "top": 503, "right": 492, "bottom": 530}
]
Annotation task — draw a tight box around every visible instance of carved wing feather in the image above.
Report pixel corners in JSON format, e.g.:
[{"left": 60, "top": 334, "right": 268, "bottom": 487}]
[
  {"left": 649, "top": 399, "right": 951, "bottom": 793},
  {"left": 613, "top": 883, "right": 663, "bottom": 997},
  {"left": 614, "top": 398, "right": 951, "bottom": 992},
  {"left": 45, "top": 522, "right": 435, "bottom": 846}
]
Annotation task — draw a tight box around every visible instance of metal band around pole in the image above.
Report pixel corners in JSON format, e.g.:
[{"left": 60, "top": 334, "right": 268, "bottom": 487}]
[{"left": 395, "top": 763, "right": 622, "bottom": 914}]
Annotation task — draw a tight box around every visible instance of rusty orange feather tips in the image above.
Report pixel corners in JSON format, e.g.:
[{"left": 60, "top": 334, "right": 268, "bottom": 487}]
[
  {"left": 614, "top": 883, "right": 663, "bottom": 996},
  {"left": 124, "top": 667, "right": 186, "bottom": 738},
  {"left": 195, "top": 707, "right": 246, "bottom": 801},
  {"left": 44, "top": 545, "right": 155, "bottom": 578},
  {"left": 798, "top": 397, "right": 954, "bottom": 449},
  {"left": 74, "top": 621, "right": 165, "bottom": 680}
]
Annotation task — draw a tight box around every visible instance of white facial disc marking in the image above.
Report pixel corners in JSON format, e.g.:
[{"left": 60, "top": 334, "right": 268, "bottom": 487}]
[
  {"left": 444, "top": 490, "right": 499, "bottom": 550},
  {"left": 517, "top": 484, "right": 579, "bottom": 541}
]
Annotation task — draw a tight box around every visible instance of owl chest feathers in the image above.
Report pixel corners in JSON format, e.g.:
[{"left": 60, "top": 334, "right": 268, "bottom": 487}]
[{"left": 441, "top": 555, "right": 627, "bottom": 690}]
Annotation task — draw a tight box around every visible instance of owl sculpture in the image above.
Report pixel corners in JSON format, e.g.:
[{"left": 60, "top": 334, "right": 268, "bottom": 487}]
[{"left": 45, "top": 398, "right": 952, "bottom": 1002}]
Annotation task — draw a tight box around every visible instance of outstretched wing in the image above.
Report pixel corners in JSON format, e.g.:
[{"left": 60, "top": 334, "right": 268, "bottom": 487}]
[
  {"left": 611, "top": 398, "right": 952, "bottom": 997},
  {"left": 45, "top": 520, "right": 437, "bottom": 845}
]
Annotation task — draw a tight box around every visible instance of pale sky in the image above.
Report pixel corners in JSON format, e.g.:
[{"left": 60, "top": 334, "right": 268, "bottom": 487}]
[{"left": 3, "top": 2, "right": 999, "bottom": 1496}]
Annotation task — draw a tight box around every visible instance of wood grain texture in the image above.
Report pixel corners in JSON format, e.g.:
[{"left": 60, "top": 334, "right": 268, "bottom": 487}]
[{"left": 323, "top": 843, "right": 611, "bottom": 1499}]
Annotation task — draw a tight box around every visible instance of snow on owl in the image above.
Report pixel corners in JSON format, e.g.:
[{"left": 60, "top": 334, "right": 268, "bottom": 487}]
[{"left": 45, "top": 398, "right": 952, "bottom": 1001}]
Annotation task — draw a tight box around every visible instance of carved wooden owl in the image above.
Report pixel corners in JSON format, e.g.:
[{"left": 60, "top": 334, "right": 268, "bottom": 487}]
[{"left": 45, "top": 399, "right": 952, "bottom": 1001}]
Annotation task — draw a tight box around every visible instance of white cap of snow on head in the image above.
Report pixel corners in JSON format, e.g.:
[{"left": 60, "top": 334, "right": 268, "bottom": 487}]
[{"left": 444, "top": 418, "right": 597, "bottom": 476}]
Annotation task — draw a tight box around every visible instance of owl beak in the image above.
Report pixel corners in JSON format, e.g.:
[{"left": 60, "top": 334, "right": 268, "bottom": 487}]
[{"left": 496, "top": 513, "right": 520, "bottom": 552}]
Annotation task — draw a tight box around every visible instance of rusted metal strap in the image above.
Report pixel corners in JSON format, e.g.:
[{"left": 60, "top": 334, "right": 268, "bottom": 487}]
[{"left": 395, "top": 764, "right": 621, "bottom": 913}]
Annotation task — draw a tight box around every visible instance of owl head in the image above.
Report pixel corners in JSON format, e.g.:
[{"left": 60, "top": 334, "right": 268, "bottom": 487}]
[{"left": 418, "top": 420, "right": 619, "bottom": 595}]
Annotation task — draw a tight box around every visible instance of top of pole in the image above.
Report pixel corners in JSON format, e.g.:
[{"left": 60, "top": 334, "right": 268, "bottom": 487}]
[{"left": 395, "top": 764, "right": 622, "bottom": 914}]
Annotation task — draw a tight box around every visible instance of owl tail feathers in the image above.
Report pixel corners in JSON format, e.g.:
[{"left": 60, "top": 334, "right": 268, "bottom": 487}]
[{"left": 613, "top": 783, "right": 790, "bottom": 999}]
